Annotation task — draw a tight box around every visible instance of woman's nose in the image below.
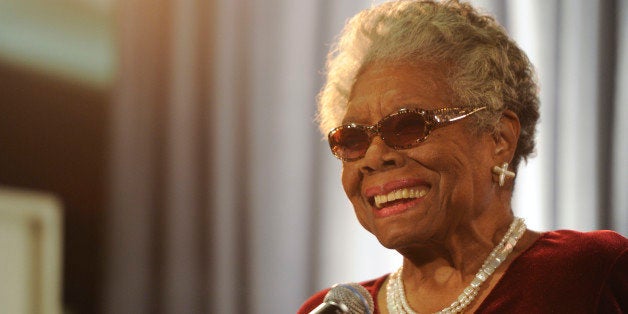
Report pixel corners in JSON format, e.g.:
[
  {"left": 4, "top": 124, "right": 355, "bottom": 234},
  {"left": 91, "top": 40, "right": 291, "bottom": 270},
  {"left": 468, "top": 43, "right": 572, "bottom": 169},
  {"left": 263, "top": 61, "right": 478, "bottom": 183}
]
[{"left": 358, "top": 136, "right": 405, "bottom": 174}]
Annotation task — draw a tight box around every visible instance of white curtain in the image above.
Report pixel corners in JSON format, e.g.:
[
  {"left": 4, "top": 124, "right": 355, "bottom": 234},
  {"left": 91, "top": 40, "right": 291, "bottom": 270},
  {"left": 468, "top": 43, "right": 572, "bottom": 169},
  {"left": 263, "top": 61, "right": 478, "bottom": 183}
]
[
  {"left": 475, "top": 0, "right": 627, "bottom": 234},
  {"left": 103, "top": 0, "right": 627, "bottom": 313}
]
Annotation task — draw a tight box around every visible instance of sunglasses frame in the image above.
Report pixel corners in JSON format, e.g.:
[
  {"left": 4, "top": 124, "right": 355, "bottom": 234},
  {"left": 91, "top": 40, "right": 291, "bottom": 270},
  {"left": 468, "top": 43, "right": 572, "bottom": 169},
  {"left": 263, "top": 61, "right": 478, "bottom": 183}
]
[{"left": 328, "top": 106, "right": 487, "bottom": 161}]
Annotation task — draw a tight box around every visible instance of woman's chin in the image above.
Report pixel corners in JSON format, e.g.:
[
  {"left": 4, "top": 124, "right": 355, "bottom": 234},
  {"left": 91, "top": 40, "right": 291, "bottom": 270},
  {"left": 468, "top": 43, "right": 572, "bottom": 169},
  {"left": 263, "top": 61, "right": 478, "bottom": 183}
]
[
  {"left": 373, "top": 226, "right": 430, "bottom": 250},
  {"left": 370, "top": 214, "right": 442, "bottom": 251}
]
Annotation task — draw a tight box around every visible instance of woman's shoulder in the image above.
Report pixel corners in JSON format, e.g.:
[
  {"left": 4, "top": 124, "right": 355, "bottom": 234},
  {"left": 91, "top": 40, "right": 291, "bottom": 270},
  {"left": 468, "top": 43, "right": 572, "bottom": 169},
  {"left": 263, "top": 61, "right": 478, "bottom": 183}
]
[
  {"left": 477, "top": 230, "right": 627, "bottom": 312},
  {"left": 533, "top": 229, "right": 627, "bottom": 258},
  {"left": 296, "top": 274, "right": 388, "bottom": 314},
  {"left": 544, "top": 229, "right": 627, "bottom": 242},
  {"left": 514, "top": 230, "right": 628, "bottom": 274}
]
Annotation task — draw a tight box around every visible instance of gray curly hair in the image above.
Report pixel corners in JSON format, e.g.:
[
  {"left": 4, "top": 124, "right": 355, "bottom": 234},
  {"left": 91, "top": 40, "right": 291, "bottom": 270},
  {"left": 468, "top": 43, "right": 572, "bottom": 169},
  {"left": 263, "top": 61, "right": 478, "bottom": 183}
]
[{"left": 317, "top": 0, "right": 539, "bottom": 170}]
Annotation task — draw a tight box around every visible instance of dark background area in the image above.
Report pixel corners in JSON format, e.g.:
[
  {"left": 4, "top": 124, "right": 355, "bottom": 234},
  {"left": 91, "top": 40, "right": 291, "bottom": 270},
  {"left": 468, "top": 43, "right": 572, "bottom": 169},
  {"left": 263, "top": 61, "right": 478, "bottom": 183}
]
[{"left": 0, "top": 61, "right": 108, "bottom": 314}]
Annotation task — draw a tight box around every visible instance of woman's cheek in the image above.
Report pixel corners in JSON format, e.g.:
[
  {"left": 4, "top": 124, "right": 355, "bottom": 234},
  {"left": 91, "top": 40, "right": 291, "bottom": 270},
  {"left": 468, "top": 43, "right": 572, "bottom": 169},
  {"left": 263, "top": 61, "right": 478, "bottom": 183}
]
[
  {"left": 341, "top": 166, "right": 373, "bottom": 231},
  {"left": 341, "top": 165, "right": 359, "bottom": 198}
]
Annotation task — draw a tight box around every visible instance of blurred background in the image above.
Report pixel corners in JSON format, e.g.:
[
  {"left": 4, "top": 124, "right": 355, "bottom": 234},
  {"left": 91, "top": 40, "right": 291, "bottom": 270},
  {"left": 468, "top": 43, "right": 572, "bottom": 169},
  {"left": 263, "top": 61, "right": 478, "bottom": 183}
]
[{"left": 0, "top": 0, "right": 625, "bottom": 313}]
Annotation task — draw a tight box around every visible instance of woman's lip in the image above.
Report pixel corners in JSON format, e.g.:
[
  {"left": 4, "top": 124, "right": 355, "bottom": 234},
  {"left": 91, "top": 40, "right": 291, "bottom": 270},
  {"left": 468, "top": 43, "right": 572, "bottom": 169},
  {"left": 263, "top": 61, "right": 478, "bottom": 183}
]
[
  {"left": 363, "top": 178, "right": 429, "bottom": 198},
  {"left": 374, "top": 198, "right": 423, "bottom": 218}
]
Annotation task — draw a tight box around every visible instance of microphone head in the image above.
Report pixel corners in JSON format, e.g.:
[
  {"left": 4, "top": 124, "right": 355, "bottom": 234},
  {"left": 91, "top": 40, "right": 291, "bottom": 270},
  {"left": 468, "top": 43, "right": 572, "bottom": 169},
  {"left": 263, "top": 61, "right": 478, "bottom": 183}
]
[{"left": 323, "top": 283, "right": 374, "bottom": 314}]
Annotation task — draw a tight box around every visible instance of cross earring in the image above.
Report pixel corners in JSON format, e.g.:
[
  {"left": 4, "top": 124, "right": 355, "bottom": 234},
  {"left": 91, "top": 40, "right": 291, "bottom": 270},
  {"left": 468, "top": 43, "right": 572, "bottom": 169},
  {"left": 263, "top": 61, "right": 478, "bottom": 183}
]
[{"left": 492, "top": 162, "right": 515, "bottom": 187}]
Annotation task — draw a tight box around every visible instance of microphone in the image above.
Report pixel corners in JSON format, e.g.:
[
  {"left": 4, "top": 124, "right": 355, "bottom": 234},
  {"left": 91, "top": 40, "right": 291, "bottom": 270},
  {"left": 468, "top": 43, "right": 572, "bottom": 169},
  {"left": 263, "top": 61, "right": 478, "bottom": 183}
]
[{"left": 309, "top": 283, "right": 374, "bottom": 314}]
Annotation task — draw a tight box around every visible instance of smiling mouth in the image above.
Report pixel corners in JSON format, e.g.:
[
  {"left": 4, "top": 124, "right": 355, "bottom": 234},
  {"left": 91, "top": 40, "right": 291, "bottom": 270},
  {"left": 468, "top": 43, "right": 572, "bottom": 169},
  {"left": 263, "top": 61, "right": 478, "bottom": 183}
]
[{"left": 372, "top": 187, "right": 428, "bottom": 209}]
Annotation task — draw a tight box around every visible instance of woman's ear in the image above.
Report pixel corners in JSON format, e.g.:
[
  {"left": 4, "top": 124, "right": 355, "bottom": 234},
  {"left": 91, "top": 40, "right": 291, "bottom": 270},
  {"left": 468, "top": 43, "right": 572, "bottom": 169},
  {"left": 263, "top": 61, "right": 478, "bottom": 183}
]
[{"left": 492, "top": 110, "right": 520, "bottom": 163}]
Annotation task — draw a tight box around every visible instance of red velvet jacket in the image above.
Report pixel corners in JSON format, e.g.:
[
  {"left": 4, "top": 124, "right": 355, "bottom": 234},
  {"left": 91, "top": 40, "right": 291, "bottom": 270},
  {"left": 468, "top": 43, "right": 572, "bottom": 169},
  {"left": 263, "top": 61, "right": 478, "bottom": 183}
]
[{"left": 298, "top": 230, "right": 627, "bottom": 313}]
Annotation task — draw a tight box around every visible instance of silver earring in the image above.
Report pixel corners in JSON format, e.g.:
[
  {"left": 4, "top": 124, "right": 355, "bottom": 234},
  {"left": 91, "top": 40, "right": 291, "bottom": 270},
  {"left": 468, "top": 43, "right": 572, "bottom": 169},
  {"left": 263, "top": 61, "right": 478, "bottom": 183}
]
[{"left": 492, "top": 162, "right": 515, "bottom": 187}]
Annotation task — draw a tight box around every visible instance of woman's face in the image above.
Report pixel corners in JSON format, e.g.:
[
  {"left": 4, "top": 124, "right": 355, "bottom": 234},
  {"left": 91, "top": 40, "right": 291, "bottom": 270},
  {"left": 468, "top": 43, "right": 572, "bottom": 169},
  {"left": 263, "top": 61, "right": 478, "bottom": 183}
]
[{"left": 341, "top": 62, "right": 499, "bottom": 250}]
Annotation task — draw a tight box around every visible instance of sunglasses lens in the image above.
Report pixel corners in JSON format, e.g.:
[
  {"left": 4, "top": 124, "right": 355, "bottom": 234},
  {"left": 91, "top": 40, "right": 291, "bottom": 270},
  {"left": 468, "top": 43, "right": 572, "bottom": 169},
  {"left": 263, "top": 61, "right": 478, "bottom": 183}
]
[
  {"left": 380, "top": 112, "right": 427, "bottom": 148},
  {"left": 329, "top": 126, "right": 371, "bottom": 160}
]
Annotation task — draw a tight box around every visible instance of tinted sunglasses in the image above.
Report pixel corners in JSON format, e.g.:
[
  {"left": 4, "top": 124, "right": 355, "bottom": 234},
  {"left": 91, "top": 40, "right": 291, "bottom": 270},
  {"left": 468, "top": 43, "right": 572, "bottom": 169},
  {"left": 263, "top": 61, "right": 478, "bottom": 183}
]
[{"left": 328, "top": 106, "right": 486, "bottom": 161}]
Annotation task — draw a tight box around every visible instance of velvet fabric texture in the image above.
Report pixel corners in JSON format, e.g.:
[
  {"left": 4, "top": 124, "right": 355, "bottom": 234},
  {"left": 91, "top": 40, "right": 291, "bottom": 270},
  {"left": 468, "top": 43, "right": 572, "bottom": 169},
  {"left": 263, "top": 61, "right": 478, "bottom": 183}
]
[{"left": 298, "top": 230, "right": 627, "bottom": 313}]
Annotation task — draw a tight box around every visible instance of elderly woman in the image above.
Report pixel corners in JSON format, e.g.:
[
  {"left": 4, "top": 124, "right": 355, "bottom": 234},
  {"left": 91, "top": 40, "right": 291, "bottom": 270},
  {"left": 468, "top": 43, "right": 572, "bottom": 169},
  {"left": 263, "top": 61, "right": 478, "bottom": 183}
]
[{"left": 298, "top": 0, "right": 627, "bottom": 313}]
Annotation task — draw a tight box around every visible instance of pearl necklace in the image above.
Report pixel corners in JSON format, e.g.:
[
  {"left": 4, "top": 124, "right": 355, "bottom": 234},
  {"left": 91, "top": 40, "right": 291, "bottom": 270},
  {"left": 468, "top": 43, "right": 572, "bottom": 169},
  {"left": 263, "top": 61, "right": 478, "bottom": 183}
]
[{"left": 386, "top": 218, "right": 526, "bottom": 314}]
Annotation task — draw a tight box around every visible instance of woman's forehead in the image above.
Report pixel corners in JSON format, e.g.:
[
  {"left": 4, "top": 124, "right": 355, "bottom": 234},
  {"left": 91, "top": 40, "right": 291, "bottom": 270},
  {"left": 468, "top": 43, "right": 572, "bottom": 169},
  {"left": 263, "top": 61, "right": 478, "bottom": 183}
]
[{"left": 344, "top": 62, "right": 453, "bottom": 123}]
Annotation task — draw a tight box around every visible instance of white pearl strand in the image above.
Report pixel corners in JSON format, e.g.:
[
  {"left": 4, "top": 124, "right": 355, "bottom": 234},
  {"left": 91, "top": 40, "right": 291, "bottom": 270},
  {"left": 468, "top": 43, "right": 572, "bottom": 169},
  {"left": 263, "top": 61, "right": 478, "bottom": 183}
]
[{"left": 386, "top": 218, "right": 526, "bottom": 314}]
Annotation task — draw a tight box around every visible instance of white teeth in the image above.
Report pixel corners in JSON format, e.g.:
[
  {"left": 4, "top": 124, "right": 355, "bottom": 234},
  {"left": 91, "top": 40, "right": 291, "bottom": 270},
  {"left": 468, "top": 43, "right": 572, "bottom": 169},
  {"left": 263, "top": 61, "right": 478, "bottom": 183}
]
[{"left": 373, "top": 187, "right": 428, "bottom": 208}]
